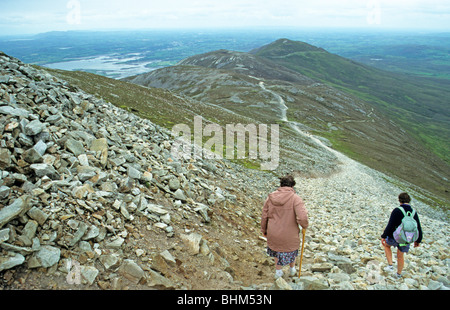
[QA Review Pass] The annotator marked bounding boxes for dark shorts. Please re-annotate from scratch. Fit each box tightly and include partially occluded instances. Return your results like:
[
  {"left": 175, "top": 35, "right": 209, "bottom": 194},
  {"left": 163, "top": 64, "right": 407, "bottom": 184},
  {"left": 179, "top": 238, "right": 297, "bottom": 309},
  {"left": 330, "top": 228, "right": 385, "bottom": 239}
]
[
  {"left": 267, "top": 247, "right": 299, "bottom": 266},
  {"left": 385, "top": 236, "right": 410, "bottom": 253}
]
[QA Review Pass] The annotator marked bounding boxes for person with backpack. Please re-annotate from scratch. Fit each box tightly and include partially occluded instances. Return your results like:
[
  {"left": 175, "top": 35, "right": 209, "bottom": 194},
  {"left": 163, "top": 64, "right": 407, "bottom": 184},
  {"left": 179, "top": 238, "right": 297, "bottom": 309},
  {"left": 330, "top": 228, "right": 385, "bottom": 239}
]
[
  {"left": 261, "top": 175, "right": 309, "bottom": 279},
  {"left": 381, "top": 192, "right": 423, "bottom": 278}
]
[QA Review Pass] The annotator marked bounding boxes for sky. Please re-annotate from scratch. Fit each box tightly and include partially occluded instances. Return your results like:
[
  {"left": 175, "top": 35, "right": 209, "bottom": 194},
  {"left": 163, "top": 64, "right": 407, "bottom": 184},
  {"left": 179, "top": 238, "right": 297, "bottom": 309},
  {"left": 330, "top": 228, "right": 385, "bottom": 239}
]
[{"left": 1, "top": 0, "right": 450, "bottom": 35}]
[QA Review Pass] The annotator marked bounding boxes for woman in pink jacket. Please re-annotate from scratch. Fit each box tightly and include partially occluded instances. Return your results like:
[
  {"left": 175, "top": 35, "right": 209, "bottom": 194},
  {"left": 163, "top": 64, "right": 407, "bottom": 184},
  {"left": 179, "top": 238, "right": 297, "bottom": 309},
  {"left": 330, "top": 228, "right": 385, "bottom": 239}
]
[{"left": 261, "top": 175, "right": 309, "bottom": 279}]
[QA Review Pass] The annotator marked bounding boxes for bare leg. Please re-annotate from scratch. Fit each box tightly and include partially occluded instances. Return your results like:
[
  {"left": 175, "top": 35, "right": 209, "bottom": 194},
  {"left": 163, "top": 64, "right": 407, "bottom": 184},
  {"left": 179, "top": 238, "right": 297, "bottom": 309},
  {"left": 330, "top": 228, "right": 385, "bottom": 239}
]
[
  {"left": 383, "top": 244, "right": 393, "bottom": 266},
  {"left": 397, "top": 249, "right": 405, "bottom": 275},
  {"left": 274, "top": 257, "right": 282, "bottom": 270},
  {"left": 274, "top": 257, "right": 283, "bottom": 278}
]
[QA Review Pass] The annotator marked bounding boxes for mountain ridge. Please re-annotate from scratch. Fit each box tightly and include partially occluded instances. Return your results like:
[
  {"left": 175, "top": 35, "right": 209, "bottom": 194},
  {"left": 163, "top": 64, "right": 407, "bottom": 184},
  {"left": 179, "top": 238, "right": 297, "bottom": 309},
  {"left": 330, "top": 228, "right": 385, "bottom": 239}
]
[{"left": 176, "top": 49, "right": 314, "bottom": 84}]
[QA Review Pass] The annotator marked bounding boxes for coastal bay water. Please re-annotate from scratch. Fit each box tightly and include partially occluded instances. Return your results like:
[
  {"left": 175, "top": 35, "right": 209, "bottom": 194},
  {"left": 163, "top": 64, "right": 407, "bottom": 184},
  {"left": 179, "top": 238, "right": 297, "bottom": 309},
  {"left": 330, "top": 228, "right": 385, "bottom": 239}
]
[{"left": 43, "top": 53, "right": 162, "bottom": 79}]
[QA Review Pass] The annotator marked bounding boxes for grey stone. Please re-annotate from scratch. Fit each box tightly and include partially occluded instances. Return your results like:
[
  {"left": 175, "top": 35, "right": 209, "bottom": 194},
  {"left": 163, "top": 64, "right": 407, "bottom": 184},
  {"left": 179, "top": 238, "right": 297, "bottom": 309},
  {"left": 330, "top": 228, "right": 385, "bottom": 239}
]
[
  {"left": 33, "top": 140, "right": 47, "bottom": 156},
  {"left": 327, "top": 253, "right": 352, "bottom": 264},
  {"left": 428, "top": 280, "right": 444, "bottom": 290},
  {"left": 76, "top": 166, "right": 98, "bottom": 182},
  {"left": 105, "top": 237, "right": 124, "bottom": 249},
  {"left": 0, "top": 148, "right": 11, "bottom": 169},
  {"left": 78, "top": 241, "right": 92, "bottom": 252},
  {"left": 68, "top": 131, "right": 95, "bottom": 145},
  {"left": 146, "top": 204, "right": 169, "bottom": 215},
  {"left": 22, "top": 147, "right": 43, "bottom": 164},
  {"left": 193, "top": 203, "right": 210, "bottom": 223},
  {"left": 0, "top": 228, "right": 10, "bottom": 244},
  {"left": 337, "top": 262, "right": 356, "bottom": 274},
  {"left": 168, "top": 178, "right": 181, "bottom": 191},
  {"left": 159, "top": 250, "right": 176, "bottom": 267},
  {"left": 34, "top": 245, "right": 61, "bottom": 268},
  {"left": 18, "top": 133, "right": 34, "bottom": 147},
  {"left": 311, "top": 263, "right": 333, "bottom": 272},
  {"left": 0, "top": 196, "right": 31, "bottom": 228},
  {"left": 90, "top": 138, "right": 108, "bottom": 152},
  {"left": 0, "top": 253, "right": 25, "bottom": 272},
  {"left": 99, "top": 253, "right": 121, "bottom": 270},
  {"left": 30, "top": 163, "right": 60, "bottom": 180},
  {"left": 328, "top": 273, "right": 351, "bottom": 283},
  {"left": 119, "top": 259, "right": 145, "bottom": 284},
  {"left": 0, "top": 105, "right": 29, "bottom": 117},
  {"left": 24, "top": 119, "right": 45, "bottom": 136},
  {"left": 65, "top": 138, "right": 84, "bottom": 156},
  {"left": 110, "top": 157, "right": 126, "bottom": 167},
  {"left": 173, "top": 188, "right": 186, "bottom": 201},
  {"left": 120, "top": 204, "right": 131, "bottom": 220},
  {"left": 0, "top": 75, "right": 10, "bottom": 84},
  {"left": 180, "top": 232, "right": 202, "bottom": 255},
  {"left": 127, "top": 166, "right": 142, "bottom": 179},
  {"left": 27, "top": 207, "right": 49, "bottom": 226},
  {"left": 273, "top": 277, "right": 293, "bottom": 290},
  {"left": 0, "top": 185, "right": 10, "bottom": 199},
  {"left": 69, "top": 222, "right": 88, "bottom": 247},
  {"left": 80, "top": 265, "right": 99, "bottom": 285},
  {"left": 147, "top": 269, "right": 176, "bottom": 289},
  {"left": 34, "top": 128, "right": 50, "bottom": 142},
  {"left": 46, "top": 114, "right": 62, "bottom": 124},
  {"left": 77, "top": 154, "right": 89, "bottom": 166},
  {"left": 71, "top": 184, "right": 90, "bottom": 199},
  {"left": 1, "top": 243, "right": 33, "bottom": 255},
  {"left": 22, "top": 220, "right": 38, "bottom": 240},
  {"left": 99, "top": 182, "right": 117, "bottom": 192},
  {"left": 82, "top": 225, "right": 100, "bottom": 241},
  {"left": 297, "top": 276, "right": 329, "bottom": 290},
  {"left": 335, "top": 281, "right": 355, "bottom": 290}
]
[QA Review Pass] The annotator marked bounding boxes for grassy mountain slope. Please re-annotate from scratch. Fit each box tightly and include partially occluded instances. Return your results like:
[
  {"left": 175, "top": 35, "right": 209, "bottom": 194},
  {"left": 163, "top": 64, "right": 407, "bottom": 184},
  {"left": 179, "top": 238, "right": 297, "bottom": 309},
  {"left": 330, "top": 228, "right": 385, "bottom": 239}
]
[
  {"left": 251, "top": 39, "right": 450, "bottom": 166},
  {"left": 42, "top": 67, "right": 257, "bottom": 129}
]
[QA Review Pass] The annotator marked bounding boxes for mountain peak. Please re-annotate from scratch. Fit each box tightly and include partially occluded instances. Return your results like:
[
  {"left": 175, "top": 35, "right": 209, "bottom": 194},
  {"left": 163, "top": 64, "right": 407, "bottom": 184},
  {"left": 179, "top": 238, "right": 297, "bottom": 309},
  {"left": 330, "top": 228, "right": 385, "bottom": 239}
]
[{"left": 250, "top": 39, "right": 326, "bottom": 57}]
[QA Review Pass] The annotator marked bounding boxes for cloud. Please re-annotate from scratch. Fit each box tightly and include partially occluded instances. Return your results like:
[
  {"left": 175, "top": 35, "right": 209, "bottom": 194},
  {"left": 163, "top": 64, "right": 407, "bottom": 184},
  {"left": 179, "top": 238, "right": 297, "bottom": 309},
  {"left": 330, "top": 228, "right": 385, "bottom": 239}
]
[{"left": 0, "top": 0, "right": 449, "bottom": 34}]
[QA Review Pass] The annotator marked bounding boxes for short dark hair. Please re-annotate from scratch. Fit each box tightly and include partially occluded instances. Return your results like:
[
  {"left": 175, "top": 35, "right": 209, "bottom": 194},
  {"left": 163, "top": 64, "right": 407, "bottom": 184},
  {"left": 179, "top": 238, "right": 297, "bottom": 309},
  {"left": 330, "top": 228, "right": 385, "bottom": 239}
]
[
  {"left": 280, "top": 175, "right": 296, "bottom": 187},
  {"left": 398, "top": 192, "right": 411, "bottom": 204}
]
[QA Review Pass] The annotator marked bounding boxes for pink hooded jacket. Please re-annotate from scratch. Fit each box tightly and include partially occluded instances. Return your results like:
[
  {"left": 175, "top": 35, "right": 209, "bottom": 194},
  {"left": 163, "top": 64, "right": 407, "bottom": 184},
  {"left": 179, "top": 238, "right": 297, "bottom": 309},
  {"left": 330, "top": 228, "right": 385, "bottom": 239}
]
[{"left": 261, "top": 187, "right": 309, "bottom": 252}]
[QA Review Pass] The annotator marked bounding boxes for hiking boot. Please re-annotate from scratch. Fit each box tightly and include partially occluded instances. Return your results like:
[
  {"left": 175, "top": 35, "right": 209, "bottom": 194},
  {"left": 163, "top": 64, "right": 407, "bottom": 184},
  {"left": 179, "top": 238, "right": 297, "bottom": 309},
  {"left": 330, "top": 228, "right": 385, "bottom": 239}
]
[{"left": 383, "top": 265, "right": 394, "bottom": 273}]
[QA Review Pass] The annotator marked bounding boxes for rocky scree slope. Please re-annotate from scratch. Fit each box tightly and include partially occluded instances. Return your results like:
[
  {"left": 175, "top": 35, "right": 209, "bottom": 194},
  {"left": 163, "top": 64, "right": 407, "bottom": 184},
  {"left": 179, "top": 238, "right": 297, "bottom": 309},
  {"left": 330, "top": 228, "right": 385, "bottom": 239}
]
[
  {"left": 0, "top": 51, "right": 282, "bottom": 289},
  {"left": 294, "top": 138, "right": 449, "bottom": 290}
]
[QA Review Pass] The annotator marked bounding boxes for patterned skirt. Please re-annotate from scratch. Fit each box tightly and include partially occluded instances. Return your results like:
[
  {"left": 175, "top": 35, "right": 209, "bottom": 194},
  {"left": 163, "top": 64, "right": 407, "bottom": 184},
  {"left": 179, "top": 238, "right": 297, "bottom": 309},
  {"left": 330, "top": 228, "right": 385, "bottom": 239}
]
[{"left": 267, "top": 247, "right": 299, "bottom": 266}]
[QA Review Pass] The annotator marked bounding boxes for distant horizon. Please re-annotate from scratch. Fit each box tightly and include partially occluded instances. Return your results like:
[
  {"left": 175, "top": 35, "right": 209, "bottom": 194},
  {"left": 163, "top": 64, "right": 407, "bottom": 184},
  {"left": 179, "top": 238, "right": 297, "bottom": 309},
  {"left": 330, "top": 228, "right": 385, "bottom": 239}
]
[
  {"left": 1, "top": 0, "right": 449, "bottom": 36},
  {"left": 2, "top": 26, "right": 450, "bottom": 38}
]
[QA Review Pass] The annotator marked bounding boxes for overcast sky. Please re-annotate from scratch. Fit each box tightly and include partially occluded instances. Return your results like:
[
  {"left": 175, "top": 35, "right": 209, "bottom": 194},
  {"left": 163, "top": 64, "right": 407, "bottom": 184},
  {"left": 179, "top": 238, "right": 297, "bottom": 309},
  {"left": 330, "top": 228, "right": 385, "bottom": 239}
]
[{"left": 1, "top": 0, "right": 449, "bottom": 35}]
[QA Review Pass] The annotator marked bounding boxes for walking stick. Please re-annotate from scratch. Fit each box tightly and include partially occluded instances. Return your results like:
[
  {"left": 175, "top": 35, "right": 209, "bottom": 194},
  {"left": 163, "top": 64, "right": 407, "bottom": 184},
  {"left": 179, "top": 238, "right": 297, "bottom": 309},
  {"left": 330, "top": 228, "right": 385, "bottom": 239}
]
[{"left": 298, "top": 228, "right": 306, "bottom": 278}]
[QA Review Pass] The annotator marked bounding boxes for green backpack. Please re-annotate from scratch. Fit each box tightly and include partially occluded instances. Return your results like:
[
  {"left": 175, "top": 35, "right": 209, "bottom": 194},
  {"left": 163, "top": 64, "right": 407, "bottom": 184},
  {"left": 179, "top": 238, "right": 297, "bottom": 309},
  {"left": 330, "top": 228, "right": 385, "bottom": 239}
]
[{"left": 393, "top": 207, "right": 419, "bottom": 246}]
